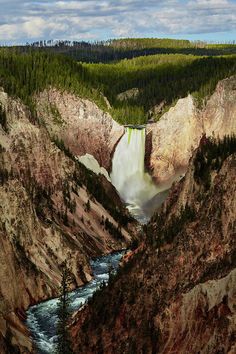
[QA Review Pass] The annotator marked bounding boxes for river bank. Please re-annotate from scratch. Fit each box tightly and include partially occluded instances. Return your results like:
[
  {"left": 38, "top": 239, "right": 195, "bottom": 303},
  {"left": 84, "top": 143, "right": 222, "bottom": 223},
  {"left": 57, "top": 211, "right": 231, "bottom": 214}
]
[{"left": 26, "top": 251, "right": 125, "bottom": 354}]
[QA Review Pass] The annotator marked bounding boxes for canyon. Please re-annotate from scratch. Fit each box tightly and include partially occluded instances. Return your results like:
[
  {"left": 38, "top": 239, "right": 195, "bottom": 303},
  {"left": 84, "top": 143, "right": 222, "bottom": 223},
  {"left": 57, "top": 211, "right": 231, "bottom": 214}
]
[
  {"left": 0, "top": 74, "right": 235, "bottom": 353},
  {"left": 36, "top": 76, "right": 236, "bottom": 187},
  {"left": 71, "top": 142, "right": 236, "bottom": 354},
  {"left": 0, "top": 89, "right": 135, "bottom": 353}
]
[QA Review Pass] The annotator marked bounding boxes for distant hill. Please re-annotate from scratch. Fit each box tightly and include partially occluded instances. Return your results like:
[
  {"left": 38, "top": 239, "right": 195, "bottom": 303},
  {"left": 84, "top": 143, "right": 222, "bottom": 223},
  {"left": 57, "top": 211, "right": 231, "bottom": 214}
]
[
  {"left": 2, "top": 37, "right": 236, "bottom": 63},
  {"left": 0, "top": 40, "right": 236, "bottom": 124}
]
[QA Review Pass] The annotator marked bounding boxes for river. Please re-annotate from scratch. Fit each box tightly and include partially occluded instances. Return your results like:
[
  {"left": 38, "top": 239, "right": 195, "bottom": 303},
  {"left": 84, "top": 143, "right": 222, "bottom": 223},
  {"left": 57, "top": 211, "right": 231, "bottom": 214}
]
[
  {"left": 26, "top": 128, "right": 169, "bottom": 352},
  {"left": 26, "top": 251, "right": 125, "bottom": 354}
]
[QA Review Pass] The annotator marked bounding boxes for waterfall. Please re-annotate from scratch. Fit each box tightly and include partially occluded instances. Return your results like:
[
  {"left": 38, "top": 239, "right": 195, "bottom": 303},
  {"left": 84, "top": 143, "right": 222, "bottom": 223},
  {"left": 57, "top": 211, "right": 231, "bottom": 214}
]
[{"left": 111, "top": 128, "right": 159, "bottom": 223}]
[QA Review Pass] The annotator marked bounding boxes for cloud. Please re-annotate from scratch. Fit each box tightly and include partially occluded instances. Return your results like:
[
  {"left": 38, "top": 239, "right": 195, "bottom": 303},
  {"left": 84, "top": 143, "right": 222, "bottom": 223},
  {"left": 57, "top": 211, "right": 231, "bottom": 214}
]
[{"left": 0, "top": 0, "right": 235, "bottom": 43}]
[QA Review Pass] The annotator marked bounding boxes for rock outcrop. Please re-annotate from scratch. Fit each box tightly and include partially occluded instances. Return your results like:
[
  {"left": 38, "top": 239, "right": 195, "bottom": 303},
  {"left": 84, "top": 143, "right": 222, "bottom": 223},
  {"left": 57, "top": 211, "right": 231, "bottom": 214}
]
[
  {"left": 1, "top": 74, "right": 235, "bottom": 353},
  {"left": 78, "top": 154, "right": 111, "bottom": 181},
  {"left": 0, "top": 89, "right": 135, "bottom": 353},
  {"left": 71, "top": 140, "right": 236, "bottom": 353},
  {"left": 34, "top": 76, "right": 236, "bottom": 188},
  {"left": 36, "top": 89, "right": 124, "bottom": 171},
  {"left": 203, "top": 76, "right": 236, "bottom": 138},
  {"left": 146, "top": 76, "right": 236, "bottom": 185},
  {"left": 117, "top": 88, "right": 140, "bottom": 102},
  {"left": 146, "top": 94, "right": 201, "bottom": 186}
]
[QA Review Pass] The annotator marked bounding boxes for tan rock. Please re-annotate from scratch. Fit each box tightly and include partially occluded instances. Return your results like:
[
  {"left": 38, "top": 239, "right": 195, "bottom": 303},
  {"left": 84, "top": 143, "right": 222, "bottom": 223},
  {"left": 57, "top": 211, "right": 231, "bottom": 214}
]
[
  {"left": 146, "top": 94, "right": 202, "bottom": 185},
  {"left": 71, "top": 151, "right": 236, "bottom": 354},
  {"left": 147, "top": 76, "right": 236, "bottom": 185},
  {"left": 0, "top": 90, "right": 135, "bottom": 352},
  {"left": 36, "top": 89, "right": 124, "bottom": 170},
  {"left": 117, "top": 88, "right": 140, "bottom": 101},
  {"left": 203, "top": 76, "right": 236, "bottom": 138}
]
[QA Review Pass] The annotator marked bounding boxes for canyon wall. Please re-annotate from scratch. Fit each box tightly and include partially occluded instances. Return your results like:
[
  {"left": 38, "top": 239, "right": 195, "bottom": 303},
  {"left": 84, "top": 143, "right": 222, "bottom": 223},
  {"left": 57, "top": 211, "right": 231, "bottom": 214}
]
[
  {"left": 36, "top": 89, "right": 124, "bottom": 171},
  {"left": 34, "top": 77, "right": 236, "bottom": 188},
  {"left": 0, "top": 75, "right": 235, "bottom": 353},
  {"left": 0, "top": 89, "right": 135, "bottom": 353},
  {"left": 146, "top": 75, "right": 236, "bottom": 185},
  {"left": 71, "top": 142, "right": 236, "bottom": 354}
]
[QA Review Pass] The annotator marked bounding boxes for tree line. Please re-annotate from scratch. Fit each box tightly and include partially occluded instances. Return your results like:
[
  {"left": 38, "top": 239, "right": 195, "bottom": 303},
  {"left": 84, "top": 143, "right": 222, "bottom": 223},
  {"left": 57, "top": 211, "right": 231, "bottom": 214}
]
[
  {"left": 84, "top": 54, "right": 236, "bottom": 124},
  {"left": 3, "top": 38, "right": 236, "bottom": 63},
  {"left": 0, "top": 48, "right": 235, "bottom": 125}
]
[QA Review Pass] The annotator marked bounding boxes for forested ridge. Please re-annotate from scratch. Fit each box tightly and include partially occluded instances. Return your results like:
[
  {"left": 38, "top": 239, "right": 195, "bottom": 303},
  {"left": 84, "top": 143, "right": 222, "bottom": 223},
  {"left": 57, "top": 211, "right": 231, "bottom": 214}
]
[
  {"left": 83, "top": 54, "right": 236, "bottom": 123},
  {"left": 5, "top": 38, "right": 236, "bottom": 63},
  {"left": 0, "top": 42, "right": 236, "bottom": 124},
  {"left": 0, "top": 49, "right": 108, "bottom": 114}
]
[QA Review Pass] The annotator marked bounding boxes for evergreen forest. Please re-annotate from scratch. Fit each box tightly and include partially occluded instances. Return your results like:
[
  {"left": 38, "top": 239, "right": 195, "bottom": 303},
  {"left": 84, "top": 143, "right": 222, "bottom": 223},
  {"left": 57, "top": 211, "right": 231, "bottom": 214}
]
[{"left": 0, "top": 38, "right": 236, "bottom": 124}]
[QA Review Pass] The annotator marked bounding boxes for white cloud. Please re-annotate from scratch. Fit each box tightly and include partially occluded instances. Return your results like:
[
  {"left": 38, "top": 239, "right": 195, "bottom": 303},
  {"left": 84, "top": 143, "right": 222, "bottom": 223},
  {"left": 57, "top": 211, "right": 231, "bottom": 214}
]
[{"left": 0, "top": 0, "right": 235, "bottom": 43}]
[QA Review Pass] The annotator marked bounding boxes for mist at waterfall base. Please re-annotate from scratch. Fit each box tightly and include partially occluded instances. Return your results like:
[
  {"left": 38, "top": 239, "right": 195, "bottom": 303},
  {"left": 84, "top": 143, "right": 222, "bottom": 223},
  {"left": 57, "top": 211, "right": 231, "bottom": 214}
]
[
  {"left": 111, "top": 128, "right": 166, "bottom": 223},
  {"left": 26, "top": 252, "right": 124, "bottom": 354}
]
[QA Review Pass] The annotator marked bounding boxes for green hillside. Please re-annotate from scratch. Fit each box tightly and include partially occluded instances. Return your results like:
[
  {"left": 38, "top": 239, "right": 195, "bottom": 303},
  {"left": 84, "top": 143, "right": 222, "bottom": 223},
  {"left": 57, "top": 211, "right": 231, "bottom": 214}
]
[
  {"left": 0, "top": 49, "right": 107, "bottom": 115},
  {"left": 0, "top": 48, "right": 236, "bottom": 125},
  {"left": 83, "top": 54, "right": 236, "bottom": 124},
  {"left": 8, "top": 38, "right": 236, "bottom": 63}
]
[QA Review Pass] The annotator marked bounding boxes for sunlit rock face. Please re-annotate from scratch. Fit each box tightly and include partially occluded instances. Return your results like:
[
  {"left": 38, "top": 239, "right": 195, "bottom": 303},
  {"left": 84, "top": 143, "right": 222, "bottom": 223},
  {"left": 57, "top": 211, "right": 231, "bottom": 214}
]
[
  {"left": 36, "top": 88, "right": 124, "bottom": 171},
  {"left": 146, "top": 75, "right": 236, "bottom": 185},
  {"left": 146, "top": 95, "right": 201, "bottom": 185},
  {"left": 78, "top": 153, "right": 111, "bottom": 181},
  {"left": 111, "top": 128, "right": 162, "bottom": 223},
  {"left": 203, "top": 75, "right": 236, "bottom": 138}
]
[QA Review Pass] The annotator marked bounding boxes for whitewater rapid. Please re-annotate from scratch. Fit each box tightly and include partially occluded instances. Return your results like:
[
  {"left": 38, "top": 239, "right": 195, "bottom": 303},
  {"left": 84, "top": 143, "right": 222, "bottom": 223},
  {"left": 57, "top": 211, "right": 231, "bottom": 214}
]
[
  {"left": 26, "top": 252, "right": 124, "bottom": 354},
  {"left": 111, "top": 128, "right": 162, "bottom": 223}
]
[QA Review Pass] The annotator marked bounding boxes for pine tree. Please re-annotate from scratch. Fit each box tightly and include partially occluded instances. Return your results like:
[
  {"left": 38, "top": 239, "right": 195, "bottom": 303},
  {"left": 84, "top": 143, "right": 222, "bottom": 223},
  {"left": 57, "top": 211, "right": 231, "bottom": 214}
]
[
  {"left": 85, "top": 199, "right": 91, "bottom": 212},
  {"left": 56, "top": 262, "right": 73, "bottom": 354}
]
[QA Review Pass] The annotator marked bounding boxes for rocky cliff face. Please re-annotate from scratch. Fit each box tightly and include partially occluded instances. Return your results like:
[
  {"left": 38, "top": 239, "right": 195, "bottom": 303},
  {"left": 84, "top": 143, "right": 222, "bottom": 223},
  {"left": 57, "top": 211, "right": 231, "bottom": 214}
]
[
  {"left": 146, "top": 76, "right": 236, "bottom": 185},
  {"left": 203, "top": 76, "right": 236, "bottom": 138},
  {"left": 33, "top": 77, "right": 236, "bottom": 188},
  {"left": 146, "top": 94, "right": 200, "bottom": 186},
  {"left": 1, "top": 74, "right": 235, "bottom": 353},
  {"left": 72, "top": 139, "right": 236, "bottom": 354},
  {"left": 0, "top": 89, "right": 135, "bottom": 353},
  {"left": 36, "top": 89, "right": 124, "bottom": 171}
]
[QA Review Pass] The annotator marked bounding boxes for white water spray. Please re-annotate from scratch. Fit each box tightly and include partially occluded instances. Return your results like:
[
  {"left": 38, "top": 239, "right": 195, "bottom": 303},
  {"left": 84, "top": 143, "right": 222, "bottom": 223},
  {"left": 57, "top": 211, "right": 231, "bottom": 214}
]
[{"left": 111, "top": 128, "right": 160, "bottom": 223}]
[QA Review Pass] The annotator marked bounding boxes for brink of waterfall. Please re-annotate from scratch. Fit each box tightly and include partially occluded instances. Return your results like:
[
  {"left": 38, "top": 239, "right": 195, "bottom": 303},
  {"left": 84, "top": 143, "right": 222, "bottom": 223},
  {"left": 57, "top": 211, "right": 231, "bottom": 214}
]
[{"left": 111, "top": 128, "right": 164, "bottom": 223}]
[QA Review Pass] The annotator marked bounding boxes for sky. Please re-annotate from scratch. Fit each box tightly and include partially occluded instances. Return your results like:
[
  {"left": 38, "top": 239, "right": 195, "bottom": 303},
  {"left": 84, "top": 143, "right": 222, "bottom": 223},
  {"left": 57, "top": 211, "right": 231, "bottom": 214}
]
[{"left": 0, "top": 0, "right": 235, "bottom": 44}]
